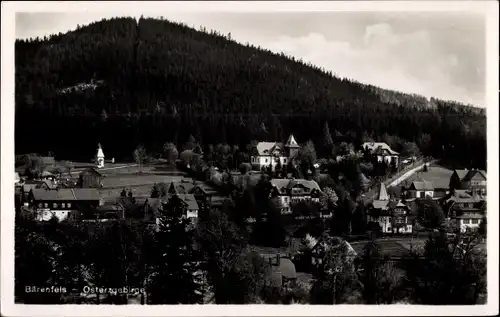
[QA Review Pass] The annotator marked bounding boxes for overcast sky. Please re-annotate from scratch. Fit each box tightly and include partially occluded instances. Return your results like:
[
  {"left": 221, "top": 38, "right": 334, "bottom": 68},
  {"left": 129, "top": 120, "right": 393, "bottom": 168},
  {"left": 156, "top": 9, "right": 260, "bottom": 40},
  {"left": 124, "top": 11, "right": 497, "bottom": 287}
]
[{"left": 15, "top": 11, "right": 486, "bottom": 107}]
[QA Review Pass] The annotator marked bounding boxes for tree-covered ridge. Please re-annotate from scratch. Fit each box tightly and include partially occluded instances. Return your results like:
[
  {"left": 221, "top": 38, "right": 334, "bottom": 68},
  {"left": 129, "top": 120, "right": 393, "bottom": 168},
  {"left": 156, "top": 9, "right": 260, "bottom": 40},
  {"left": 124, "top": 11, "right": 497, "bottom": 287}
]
[{"left": 15, "top": 17, "right": 486, "bottom": 168}]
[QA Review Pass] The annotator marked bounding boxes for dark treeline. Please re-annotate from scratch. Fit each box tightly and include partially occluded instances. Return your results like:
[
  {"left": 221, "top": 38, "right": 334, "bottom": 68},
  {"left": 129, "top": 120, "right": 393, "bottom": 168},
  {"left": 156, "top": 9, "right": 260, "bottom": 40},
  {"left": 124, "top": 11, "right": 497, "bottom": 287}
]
[{"left": 15, "top": 17, "right": 486, "bottom": 168}]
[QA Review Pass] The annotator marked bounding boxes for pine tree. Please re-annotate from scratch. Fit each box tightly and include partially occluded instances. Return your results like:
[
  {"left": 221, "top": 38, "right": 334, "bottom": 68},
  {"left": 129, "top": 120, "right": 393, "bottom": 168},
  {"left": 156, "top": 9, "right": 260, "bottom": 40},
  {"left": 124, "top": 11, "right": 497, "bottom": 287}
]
[
  {"left": 323, "top": 121, "right": 334, "bottom": 158},
  {"left": 148, "top": 195, "right": 203, "bottom": 304},
  {"left": 150, "top": 184, "right": 160, "bottom": 198}
]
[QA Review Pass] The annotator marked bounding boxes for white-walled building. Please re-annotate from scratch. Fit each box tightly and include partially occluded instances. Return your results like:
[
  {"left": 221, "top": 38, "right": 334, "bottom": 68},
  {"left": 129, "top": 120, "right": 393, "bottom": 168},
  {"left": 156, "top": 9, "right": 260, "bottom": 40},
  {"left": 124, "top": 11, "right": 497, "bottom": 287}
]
[
  {"left": 362, "top": 142, "right": 400, "bottom": 167},
  {"left": 269, "top": 178, "right": 321, "bottom": 214},
  {"left": 406, "top": 180, "right": 435, "bottom": 199},
  {"left": 95, "top": 143, "right": 105, "bottom": 168},
  {"left": 29, "top": 188, "right": 101, "bottom": 222},
  {"left": 367, "top": 183, "right": 413, "bottom": 234},
  {"left": 251, "top": 134, "right": 300, "bottom": 172}
]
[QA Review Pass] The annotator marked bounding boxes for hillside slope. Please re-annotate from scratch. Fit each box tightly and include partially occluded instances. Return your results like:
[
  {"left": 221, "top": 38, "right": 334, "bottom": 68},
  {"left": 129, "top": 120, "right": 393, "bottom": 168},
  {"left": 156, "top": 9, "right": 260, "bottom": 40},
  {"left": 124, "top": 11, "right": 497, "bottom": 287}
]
[{"left": 15, "top": 17, "right": 486, "bottom": 168}]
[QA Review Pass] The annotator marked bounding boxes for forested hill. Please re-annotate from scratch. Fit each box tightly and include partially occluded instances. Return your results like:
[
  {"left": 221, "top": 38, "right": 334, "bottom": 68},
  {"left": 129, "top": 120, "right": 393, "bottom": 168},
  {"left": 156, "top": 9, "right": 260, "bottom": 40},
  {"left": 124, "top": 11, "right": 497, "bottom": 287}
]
[{"left": 15, "top": 17, "right": 486, "bottom": 168}]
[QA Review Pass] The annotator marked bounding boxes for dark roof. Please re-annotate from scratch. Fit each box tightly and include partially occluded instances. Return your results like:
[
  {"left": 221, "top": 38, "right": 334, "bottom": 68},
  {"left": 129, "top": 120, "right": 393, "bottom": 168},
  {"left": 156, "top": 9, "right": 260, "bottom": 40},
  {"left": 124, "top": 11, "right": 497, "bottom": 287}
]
[
  {"left": 454, "top": 213, "right": 484, "bottom": 219},
  {"left": 387, "top": 200, "right": 409, "bottom": 210},
  {"left": 23, "top": 180, "right": 57, "bottom": 192},
  {"left": 79, "top": 167, "right": 103, "bottom": 177},
  {"left": 410, "top": 180, "right": 434, "bottom": 191},
  {"left": 32, "top": 188, "right": 100, "bottom": 201},
  {"left": 191, "top": 185, "right": 209, "bottom": 195},
  {"left": 175, "top": 194, "right": 200, "bottom": 210},
  {"left": 454, "top": 169, "right": 487, "bottom": 182}
]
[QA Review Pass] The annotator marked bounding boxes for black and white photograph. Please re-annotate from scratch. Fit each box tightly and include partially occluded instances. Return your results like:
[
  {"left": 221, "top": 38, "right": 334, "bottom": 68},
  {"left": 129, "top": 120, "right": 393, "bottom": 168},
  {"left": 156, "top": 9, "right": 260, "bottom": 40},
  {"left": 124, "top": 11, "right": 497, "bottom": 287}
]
[{"left": 1, "top": 1, "right": 499, "bottom": 316}]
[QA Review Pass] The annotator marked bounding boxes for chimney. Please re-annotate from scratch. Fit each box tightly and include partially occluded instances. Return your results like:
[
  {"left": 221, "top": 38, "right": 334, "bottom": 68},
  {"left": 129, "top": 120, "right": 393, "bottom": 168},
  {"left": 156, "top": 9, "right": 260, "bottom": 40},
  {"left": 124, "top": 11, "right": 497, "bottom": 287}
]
[{"left": 276, "top": 253, "right": 281, "bottom": 266}]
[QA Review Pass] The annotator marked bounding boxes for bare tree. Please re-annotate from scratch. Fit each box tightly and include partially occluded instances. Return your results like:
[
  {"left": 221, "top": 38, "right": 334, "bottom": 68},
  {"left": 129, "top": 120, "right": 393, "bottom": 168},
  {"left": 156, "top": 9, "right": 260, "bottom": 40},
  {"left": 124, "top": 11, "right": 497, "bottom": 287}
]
[{"left": 133, "top": 145, "right": 147, "bottom": 171}]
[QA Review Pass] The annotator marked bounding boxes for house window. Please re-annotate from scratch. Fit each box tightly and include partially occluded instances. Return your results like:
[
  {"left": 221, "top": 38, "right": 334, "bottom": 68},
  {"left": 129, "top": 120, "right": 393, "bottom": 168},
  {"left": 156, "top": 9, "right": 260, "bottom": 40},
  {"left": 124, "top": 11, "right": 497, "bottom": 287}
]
[
  {"left": 283, "top": 158, "right": 287, "bottom": 164},
  {"left": 44, "top": 203, "right": 48, "bottom": 208},
  {"left": 462, "top": 219, "right": 470, "bottom": 224},
  {"left": 265, "top": 158, "right": 268, "bottom": 163},
  {"left": 38, "top": 203, "right": 42, "bottom": 208},
  {"left": 53, "top": 203, "right": 58, "bottom": 208},
  {"left": 62, "top": 203, "right": 66, "bottom": 208},
  {"left": 67, "top": 203, "right": 72, "bottom": 208},
  {"left": 471, "top": 219, "right": 479, "bottom": 224}
]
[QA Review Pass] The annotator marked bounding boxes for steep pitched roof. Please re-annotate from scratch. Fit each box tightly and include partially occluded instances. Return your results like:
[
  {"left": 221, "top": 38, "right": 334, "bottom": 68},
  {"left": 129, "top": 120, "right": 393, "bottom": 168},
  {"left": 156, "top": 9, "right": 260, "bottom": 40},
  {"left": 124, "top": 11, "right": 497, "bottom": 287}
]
[
  {"left": 454, "top": 169, "right": 470, "bottom": 180},
  {"left": 270, "top": 178, "right": 321, "bottom": 192},
  {"left": 96, "top": 144, "right": 105, "bottom": 158},
  {"left": 411, "top": 180, "right": 434, "bottom": 191},
  {"left": 255, "top": 142, "right": 285, "bottom": 156},
  {"left": 377, "top": 182, "right": 390, "bottom": 200},
  {"left": 465, "top": 169, "right": 487, "bottom": 181},
  {"left": 174, "top": 194, "right": 200, "bottom": 210},
  {"left": 73, "top": 188, "right": 101, "bottom": 200},
  {"left": 285, "top": 134, "right": 300, "bottom": 148},
  {"left": 362, "top": 142, "right": 399, "bottom": 155}
]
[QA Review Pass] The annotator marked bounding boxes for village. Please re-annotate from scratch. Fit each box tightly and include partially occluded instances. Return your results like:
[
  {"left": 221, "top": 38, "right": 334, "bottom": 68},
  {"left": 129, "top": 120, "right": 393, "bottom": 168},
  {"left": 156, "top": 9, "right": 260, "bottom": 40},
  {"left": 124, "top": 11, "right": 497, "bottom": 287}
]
[{"left": 14, "top": 132, "right": 487, "bottom": 303}]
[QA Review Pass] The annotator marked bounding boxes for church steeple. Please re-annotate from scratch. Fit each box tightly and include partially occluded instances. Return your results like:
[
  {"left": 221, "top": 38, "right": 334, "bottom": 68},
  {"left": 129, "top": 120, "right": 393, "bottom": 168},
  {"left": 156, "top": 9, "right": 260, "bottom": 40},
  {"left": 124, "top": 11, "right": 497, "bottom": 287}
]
[
  {"left": 285, "top": 134, "right": 300, "bottom": 149},
  {"left": 95, "top": 143, "right": 105, "bottom": 168},
  {"left": 285, "top": 134, "right": 300, "bottom": 160}
]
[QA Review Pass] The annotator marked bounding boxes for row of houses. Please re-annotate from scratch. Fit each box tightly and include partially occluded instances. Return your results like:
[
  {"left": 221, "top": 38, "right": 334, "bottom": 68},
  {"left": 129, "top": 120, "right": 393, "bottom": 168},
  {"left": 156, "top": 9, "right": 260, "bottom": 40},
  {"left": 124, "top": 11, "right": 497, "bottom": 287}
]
[
  {"left": 366, "top": 168, "right": 487, "bottom": 234},
  {"left": 249, "top": 136, "right": 402, "bottom": 172}
]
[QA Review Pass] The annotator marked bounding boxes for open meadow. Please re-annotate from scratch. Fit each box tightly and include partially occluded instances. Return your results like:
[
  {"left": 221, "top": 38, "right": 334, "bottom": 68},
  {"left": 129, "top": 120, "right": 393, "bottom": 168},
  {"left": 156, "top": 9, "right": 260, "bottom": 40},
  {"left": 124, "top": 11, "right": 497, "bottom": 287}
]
[
  {"left": 397, "top": 164, "right": 454, "bottom": 189},
  {"left": 96, "top": 164, "right": 190, "bottom": 202}
]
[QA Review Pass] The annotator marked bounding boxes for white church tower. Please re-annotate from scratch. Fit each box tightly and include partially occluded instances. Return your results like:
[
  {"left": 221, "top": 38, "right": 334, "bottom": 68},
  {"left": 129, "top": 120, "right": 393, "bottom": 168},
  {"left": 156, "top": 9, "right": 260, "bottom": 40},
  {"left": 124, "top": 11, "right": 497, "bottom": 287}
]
[
  {"left": 95, "top": 143, "right": 105, "bottom": 168},
  {"left": 285, "top": 134, "right": 300, "bottom": 159}
]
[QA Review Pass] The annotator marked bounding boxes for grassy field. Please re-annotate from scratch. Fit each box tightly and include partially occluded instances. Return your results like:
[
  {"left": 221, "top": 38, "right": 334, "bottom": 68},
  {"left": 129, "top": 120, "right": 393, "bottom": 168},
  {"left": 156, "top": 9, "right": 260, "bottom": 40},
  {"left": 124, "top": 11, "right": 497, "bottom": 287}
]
[
  {"left": 95, "top": 163, "right": 231, "bottom": 204},
  {"left": 98, "top": 165, "right": 186, "bottom": 201},
  {"left": 397, "top": 164, "right": 453, "bottom": 189},
  {"left": 349, "top": 237, "right": 428, "bottom": 257}
]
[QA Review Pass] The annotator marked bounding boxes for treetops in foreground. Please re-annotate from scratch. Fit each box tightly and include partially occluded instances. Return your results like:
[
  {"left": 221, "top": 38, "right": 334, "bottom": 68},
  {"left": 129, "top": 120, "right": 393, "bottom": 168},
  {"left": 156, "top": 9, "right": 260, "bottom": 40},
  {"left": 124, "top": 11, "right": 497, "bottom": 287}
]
[
  {"left": 15, "top": 206, "right": 486, "bottom": 305},
  {"left": 15, "top": 17, "right": 485, "bottom": 169}
]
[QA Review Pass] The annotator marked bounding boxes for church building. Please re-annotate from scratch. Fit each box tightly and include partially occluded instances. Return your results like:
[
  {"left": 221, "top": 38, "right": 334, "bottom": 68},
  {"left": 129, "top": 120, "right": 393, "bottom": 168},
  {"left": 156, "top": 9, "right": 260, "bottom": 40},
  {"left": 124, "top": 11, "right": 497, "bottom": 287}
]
[{"left": 95, "top": 143, "right": 105, "bottom": 168}]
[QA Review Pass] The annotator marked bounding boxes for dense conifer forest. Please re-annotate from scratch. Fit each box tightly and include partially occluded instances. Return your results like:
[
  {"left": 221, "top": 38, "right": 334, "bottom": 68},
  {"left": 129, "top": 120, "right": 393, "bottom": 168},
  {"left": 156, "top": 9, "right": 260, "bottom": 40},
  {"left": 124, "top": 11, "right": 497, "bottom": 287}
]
[{"left": 15, "top": 17, "right": 486, "bottom": 168}]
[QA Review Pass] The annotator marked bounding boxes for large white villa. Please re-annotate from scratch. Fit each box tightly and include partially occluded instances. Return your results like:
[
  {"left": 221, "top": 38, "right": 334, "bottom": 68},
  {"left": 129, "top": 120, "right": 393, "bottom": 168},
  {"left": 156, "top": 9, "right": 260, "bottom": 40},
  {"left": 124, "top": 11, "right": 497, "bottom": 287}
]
[{"left": 250, "top": 134, "right": 300, "bottom": 171}]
